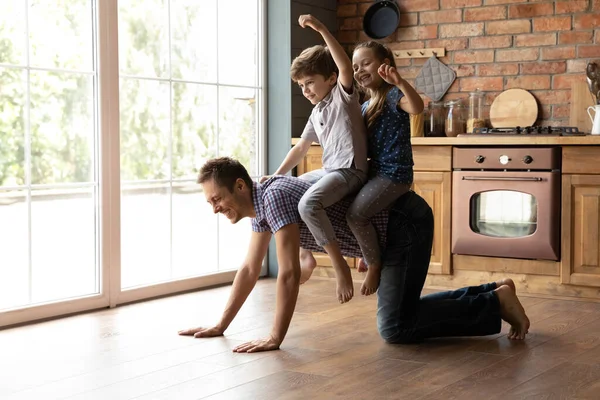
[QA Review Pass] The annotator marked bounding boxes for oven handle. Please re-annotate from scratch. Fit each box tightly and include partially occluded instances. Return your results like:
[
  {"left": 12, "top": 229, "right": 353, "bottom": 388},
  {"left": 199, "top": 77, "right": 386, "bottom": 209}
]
[{"left": 462, "top": 176, "right": 543, "bottom": 182}]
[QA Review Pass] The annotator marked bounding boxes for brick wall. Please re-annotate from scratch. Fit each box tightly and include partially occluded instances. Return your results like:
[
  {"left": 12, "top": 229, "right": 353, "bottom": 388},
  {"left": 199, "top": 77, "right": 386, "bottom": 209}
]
[{"left": 336, "top": 0, "right": 600, "bottom": 126}]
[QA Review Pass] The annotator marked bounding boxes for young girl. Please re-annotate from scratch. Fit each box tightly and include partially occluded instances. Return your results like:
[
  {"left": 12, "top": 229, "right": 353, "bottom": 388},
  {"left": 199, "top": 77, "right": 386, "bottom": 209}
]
[{"left": 349, "top": 41, "right": 424, "bottom": 296}]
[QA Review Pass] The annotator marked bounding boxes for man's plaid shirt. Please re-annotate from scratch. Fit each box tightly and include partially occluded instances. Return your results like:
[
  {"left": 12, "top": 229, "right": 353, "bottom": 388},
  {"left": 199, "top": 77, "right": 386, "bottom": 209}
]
[{"left": 251, "top": 176, "right": 388, "bottom": 257}]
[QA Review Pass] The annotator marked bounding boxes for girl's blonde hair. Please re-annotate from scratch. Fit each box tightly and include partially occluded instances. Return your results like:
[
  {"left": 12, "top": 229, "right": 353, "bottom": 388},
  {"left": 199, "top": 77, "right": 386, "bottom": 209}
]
[{"left": 353, "top": 41, "right": 396, "bottom": 130}]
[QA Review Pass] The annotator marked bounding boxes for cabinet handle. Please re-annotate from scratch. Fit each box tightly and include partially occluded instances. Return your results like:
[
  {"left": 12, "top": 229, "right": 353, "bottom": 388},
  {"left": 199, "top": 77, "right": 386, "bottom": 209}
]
[{"left": 462, "top": 176, "right": 543, "bottom": 182}]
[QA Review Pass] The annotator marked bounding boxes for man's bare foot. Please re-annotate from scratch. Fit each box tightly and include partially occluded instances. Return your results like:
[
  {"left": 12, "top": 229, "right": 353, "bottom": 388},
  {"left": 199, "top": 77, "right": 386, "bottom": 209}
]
[
  {"left": 494, "top": 285, "right": 530, "bottom": 340},
  {"left": 299, "top": 249, "right": 317, "bottom": 284},
  {"left": 360, "top": 265, "right": 380, "bottom": 296},
  {"left": 335, "top": 264, "right": 354, "bottom": 304},
  {"left": 495, "top": 278, "right": 516, "bottom": 293},
  {"left": 357, "top": 258, "right": 368, "bottom": 273}
]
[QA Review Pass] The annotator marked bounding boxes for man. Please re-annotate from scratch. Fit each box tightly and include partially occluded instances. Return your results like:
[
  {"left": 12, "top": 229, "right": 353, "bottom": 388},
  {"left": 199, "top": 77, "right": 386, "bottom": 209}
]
[{"left": 179, "top": 157, "right": 530, "bottom": 353}]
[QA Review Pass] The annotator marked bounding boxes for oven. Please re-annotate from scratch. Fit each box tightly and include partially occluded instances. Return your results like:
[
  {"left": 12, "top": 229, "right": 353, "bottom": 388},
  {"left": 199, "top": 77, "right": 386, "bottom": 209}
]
[{"left": 452, "top": 147, "right": 561, "bottom": 261}]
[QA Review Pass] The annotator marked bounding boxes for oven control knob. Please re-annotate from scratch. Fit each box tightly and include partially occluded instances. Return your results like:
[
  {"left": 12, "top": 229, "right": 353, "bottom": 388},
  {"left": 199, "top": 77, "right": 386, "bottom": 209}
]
[
  {"left": 523, "top": 155, "right": 533, "bottom": 164},
  {"left": 475, "top": 155, "right": 485, "bottom": 163},
  {"left": 499, "top": 155, "right": 510, "bottom": 165}
]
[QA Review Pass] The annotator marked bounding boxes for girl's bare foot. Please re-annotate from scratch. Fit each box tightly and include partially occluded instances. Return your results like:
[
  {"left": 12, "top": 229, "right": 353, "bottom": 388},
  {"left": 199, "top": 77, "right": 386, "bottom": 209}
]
[
  {"left": 494, "top": 285, "right": 530, "bottom": 340},
  {"left": 357, "top": 258, "right": 368, "bottom": 273},
  {"left": 495, "top": 278, "right": 516, "bottom": 293},
  {"left": 299, "top": 249, "right": 317, "bottom": 284},
  {"left": 360, "top": 265, "right": 380, "bottom": 296},
  {"left": 336, "top": 265, "right": 354, "bottom": 304}
]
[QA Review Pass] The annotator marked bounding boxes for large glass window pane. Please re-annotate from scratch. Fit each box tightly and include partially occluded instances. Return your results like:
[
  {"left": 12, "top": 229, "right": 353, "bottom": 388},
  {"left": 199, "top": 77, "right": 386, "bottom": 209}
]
[
  {"left": 30, "top": 187, "right": 98, "bottom": 303},
  {"left": 29, "top": 70, "right": 94, "bottom": 185},
  {"left": 121, "top": 184, "right": 171, "bottom": 288},
  {"left": 219, "top": 214, "right": 252, "bottom": 271},
  {"left": 171, "top": 0, "right": 217, "bottom": 83},
  {"left": 0, "top": 67, "right": 26, "bottom": 186},
  {"left": 172, "top": 184, "right": 218, "bottom": 279},
  {"left": 118, "top": 0, "right": 169, "bottom": 78},
  {"left": 29, "top": 0, "right": 93, "bottom": 71},
  {"left": 471, "top": 190, "right": 538, "bottom": 238},
  {"left": 218, "top": 0, "right": 258, "bottom": 86},
  {"left": 119, "top": 78, "right": 170, "bottom": 181},
  {"left": 219, "top": 87, "right": 258, "bottom": 177},
  {"left": 171, "top": 83, "right": 217, "bottom": 180},
  {"left": 0, "top": 1, "right": 26, "bottom": 65},
  {"left": 0, "top": 190, "right": 28, "bottom": 310}
]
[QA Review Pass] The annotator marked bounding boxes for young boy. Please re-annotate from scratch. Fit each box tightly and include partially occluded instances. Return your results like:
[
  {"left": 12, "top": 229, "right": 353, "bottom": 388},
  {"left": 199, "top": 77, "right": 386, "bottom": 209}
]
[{"left": 262, "top": 14, "right": 368, "bottom": 304}]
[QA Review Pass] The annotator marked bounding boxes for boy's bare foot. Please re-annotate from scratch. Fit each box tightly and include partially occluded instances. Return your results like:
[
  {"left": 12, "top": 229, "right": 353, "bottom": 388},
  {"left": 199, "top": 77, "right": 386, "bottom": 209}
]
[
  {"left": 360, "top": 265, "right": 380, "bottom": 296},
  {"left": 495, "top": 278, "right": 516, "bottom": 293},
  {"left": 357, "top": 258, "right": 368, "bottom": 273},
  {"left": 494, "top": 285, "right": 530, "bottom": 340},
  {"left": 299, "top": 249, "right": 317, "bottom": 284},
  {"left": 335, "top": 263, "right": 354, "bottom": 304}
]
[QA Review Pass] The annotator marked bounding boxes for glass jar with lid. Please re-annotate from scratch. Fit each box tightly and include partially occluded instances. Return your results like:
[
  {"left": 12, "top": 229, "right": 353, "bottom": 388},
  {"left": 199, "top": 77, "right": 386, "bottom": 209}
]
[
  {"left": 426, "top": 101, "right": 446, "bottom": 137},
  {"left": 467, "top": 89, "right": 486, "bottom": 133},
  {"left": 445, "top": 99, "right": 466, "bottom": 137}
]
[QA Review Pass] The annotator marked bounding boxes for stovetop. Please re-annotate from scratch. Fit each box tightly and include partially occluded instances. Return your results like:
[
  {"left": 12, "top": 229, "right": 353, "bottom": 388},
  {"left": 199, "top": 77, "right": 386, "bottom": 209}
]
[{"left": 464, "top": 126, "right": 586, "bottom": 136}]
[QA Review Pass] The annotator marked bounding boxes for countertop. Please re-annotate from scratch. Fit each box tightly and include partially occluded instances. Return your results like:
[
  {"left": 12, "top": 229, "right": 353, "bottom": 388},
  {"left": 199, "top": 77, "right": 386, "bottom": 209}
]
[{"left": 292, "top": 136, "right": 600, "bottom": 146}]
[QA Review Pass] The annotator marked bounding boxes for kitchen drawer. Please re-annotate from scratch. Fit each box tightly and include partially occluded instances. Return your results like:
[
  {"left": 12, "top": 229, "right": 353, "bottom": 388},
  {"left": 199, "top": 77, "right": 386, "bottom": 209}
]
[
  {"left": 412, "top": 145, "right": 452, "bottom": 172},
  {"left": 563, "top": 147, "right": 600, "bottom": 174}
]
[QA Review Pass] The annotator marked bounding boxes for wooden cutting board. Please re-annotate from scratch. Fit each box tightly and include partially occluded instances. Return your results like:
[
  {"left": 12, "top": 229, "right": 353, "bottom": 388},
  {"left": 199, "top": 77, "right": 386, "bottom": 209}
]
[
  {"left": 570, "top": 81, "right": 596, "bottom": 133},
  {"left": 490, "top": 88, "right": 538, "bottom": 128}
]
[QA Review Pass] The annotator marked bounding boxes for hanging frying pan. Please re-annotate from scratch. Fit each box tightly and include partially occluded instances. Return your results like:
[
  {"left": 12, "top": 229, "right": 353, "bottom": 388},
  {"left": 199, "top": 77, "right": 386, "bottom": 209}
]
[{"left": 363, "top": 0, "right": 400, "bottom": 39}]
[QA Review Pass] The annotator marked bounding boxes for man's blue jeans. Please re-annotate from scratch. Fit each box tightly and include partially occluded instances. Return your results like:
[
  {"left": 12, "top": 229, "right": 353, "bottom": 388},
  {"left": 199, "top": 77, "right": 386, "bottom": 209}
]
[{"left": 377, "top": 191, "right": 502, "bottom": 344}]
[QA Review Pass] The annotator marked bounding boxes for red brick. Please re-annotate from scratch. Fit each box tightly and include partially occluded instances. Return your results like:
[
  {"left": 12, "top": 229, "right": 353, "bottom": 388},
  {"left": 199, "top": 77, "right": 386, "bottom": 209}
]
[
  {"left": 533, "top": 90, "right": 571, "bottom": 104},
  {"left": 559, "top": 31, "right": 594, "bottom": 45},
  {"left": 338, "top": 0, "right": 361, "bottom": 3},
  {"left": 460, "top": 77, "right": 504, "bottom": 91},
  {"left": 567, "top": 59, "right": 591, "bottom": 73},
  {"left": 521, "top": 61, "right": 567, "bottom": 75},
  {"left": 413, "top": 56, "right": 451, "bottom": 66},
  {"left": 420, "top": 9, "right": 462, "bottom": 24},
  {"left": 579, "top": 45, "right": 600, "bottom": 57},
  {"left": 534, "top": 16, "right": 572, "bottom": 32},
  {"left": 395, "top": 67, "right": 423, "bottom": 80},
  {"left": 553, "top": 74, "right": 587, "bottom": 89},
  {"left": 338, "top": 4, "right": 358, "bottom": 17},
  {"left": 594, "top": 0, "right": 600, "bottom": 11},
  {"left": 509, "top": 3, "right": 554, "bottom": 18},
  {"left": 506, "top": 75, "right": 551, "bottom": 90},
  {"left": 397, "top": 25, "right": 438, "bottom": 40},
  {"left": 389, "top": 41, "right": 425, "bottom": 50},
  {"left": 397, "top": 0, "right": 440, "bottom": 12},
  {"left": 496, "top": 48, "right": 540, "bottom": 62},
  {"left": 340, "top": 17, "right": 362, "bottom": 31},
  {"left": 574, "top": 14, "right": 600, "bottom": 30},
  {"left": 553, "top": 105, "right": 571, "bottom": 118},
  {"left": 337, "top": 30, "right": 358, "bottom": 44},
  {"left": 395, "top": 59, "right": 413, "bottom": 67},
  {"left": 485, "top": 0, "right": 524, "bottom": 3},
  {"left": 454, "top": 50, "right": 495, "bottom": 64},
  {"left": 455, "top": 65, "right": 476, "bottom": 77},
  {"left": 556, "top": 1, "right": 589, "bottom": 14},
  {"left": 465, "top": 6, "right": 507, "bottom": 21},
  {"left": 539, "top": 105, "right": 551, "bottom": 120},
  {"left": 358, "top": 4, "right": 371, "bottom": 16},
  {"left": 440, "top": 0, "right": 482, "bottom": 8},
  {"left": 440, "top": 23, "right": 484, "bottom": 37},
  {"left": 470, "top": 35, "right": 512, "bottom": 49},
  {"left": 358, "top": 31, "right": 395, "bottom": 43},
  {"left": 486, "top": 20, "right": 530, "bottom": 35},
  {"left": 542, "top": 46, "right": 576, "bottom": 60},
  {"left": 399, "top": 13, "right": 419, "bottom": 26},
  {"left": 426, "top": 38, "right": 469, "bottom": 51},
  {"left": 515, "top": 33, "right": 556, "bottom": 47},
  {"left": 596, "top": 30, "right": 600, "bottom": 43},
  {"left": 477, "top": 63, "right": 519, "bottom": 76}
]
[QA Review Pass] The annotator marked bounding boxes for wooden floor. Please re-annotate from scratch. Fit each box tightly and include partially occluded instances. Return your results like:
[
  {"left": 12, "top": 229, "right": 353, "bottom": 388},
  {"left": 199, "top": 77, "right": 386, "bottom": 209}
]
[{"left": 2, "top": 278, "right": 600, "bottom": 399}]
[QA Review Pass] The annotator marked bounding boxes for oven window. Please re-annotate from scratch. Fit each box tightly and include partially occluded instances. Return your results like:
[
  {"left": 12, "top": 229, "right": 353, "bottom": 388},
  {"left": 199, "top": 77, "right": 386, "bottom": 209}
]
[{"left": 470, "top": 190, "right": 537, "bottom": 237}]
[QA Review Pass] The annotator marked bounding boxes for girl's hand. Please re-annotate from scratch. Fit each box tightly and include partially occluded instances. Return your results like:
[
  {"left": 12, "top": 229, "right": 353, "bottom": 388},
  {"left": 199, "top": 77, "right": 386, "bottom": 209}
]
[
  {"left": 299, "top": 14, "right": 326, "bottom": 33},
  {"left": 378, "top": 64, "right": 404, "bottom": 87}
]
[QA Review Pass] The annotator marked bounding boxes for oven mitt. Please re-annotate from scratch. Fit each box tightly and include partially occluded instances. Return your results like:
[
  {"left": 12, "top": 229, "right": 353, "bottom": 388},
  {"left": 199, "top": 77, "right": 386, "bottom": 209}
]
[{"left": 414, "top": 56, "right": 456, "bottom": 102}]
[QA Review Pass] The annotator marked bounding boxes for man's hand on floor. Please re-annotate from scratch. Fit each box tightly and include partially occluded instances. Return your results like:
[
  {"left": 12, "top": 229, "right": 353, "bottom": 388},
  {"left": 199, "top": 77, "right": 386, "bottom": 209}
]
[{"left": 233, "top": 336, "right": 281, "bottom": 353}]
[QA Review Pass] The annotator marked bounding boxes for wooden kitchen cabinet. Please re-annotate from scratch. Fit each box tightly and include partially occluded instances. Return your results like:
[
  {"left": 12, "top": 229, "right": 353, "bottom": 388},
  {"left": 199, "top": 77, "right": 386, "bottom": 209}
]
[
  {"left": 412, "top": 171, "right": 452, "bottom": 275},
  {"left": 561, "top": 174, "right": 600, "bottom": 287}
]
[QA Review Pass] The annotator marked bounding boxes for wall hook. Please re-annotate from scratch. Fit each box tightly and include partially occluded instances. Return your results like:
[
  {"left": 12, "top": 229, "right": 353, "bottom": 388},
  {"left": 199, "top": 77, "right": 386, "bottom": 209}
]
[
  {"left": 419, "top": 51, "right": 424, "bottom": 55},
  {"left": 432, "top": 51, "right": 437, "bottom": 56},
  {"left": 406, "top": 51, "right": 412, "bottom": 56}
]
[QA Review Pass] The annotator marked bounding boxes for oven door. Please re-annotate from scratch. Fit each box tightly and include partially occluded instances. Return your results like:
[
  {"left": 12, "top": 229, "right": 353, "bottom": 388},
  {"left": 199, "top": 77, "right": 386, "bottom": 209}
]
[{"left": 452, "top": 170, "right": 560, "bottom": 261}]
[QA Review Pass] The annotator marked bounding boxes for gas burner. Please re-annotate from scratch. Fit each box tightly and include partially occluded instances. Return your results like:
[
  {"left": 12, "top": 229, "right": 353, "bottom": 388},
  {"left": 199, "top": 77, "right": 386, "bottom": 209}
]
[{"left": 471, "top": 126, "right": 585, "bottom": 136}]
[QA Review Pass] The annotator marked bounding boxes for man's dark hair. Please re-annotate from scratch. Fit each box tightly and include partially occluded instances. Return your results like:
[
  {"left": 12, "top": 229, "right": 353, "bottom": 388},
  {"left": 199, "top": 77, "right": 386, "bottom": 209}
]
[{"left": 197, "top": 157, "right": 254, "bottom": 193}]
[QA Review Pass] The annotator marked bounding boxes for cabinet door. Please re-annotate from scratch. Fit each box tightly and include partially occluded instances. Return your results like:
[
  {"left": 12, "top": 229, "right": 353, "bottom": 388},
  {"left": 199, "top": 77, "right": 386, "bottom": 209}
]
[
  {"left": 296, "top": 145, "right": 322, "bottom": 176},
  {"left": 412, "top": 171, "right": 452, "bottom": 274},
  {"left": 561, "top": 174, "right": 600, "bottom": 287}
]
